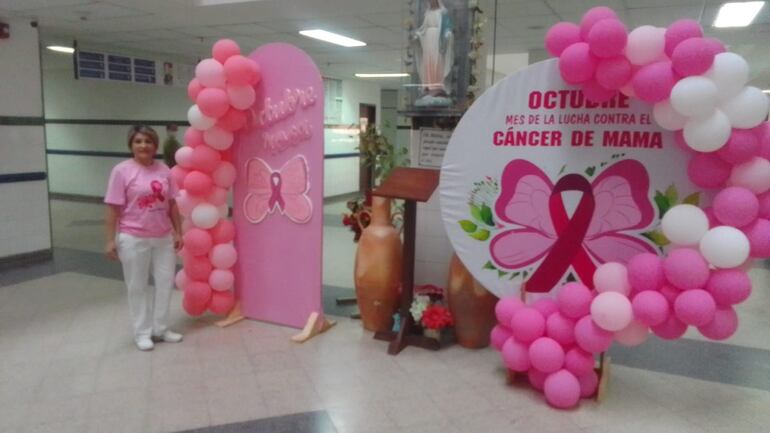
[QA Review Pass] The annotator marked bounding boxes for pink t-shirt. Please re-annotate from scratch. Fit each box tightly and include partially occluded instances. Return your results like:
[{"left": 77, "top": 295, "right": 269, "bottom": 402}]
[{"left": 105, "top": 159, "right": 178, "bottom": 238}]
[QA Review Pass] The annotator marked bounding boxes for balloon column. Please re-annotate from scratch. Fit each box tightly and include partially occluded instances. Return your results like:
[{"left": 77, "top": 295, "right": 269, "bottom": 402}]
[
  {"left": 493, "top": 6, "right": 770, "bottom": 409},
  {"left": 172, "top": 39, "right": 261, "bottom": 316}
]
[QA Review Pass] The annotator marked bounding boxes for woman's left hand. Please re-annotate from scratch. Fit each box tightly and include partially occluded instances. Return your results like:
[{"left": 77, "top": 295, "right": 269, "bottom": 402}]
[{"left": 173, "top": 232, "right": 184, "bottom": 252}]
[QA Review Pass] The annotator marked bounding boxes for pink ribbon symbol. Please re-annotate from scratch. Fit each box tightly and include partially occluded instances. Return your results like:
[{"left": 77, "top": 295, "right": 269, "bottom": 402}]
[
  {"left": 269, "top": 172, "right": 286, "bottom": 210},
  {"left": 150, "top": 180, "right": 165, "bottom": 202},
  {"left": 489, "top": 159, "right": 656, "bottom": 293},
  {"left": 244, "top": 155, "right": 313, "bottom": 224}
]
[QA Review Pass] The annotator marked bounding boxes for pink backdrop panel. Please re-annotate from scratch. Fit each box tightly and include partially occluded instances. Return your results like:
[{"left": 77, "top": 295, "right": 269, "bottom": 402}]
[{"left": 233, "top": 43, "right": 324, "bottom": 329}]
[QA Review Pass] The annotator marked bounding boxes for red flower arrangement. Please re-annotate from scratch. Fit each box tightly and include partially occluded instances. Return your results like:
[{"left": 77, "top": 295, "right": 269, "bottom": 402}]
[{"left": 421, "top": 304, "right": 454, "bottom": 330}]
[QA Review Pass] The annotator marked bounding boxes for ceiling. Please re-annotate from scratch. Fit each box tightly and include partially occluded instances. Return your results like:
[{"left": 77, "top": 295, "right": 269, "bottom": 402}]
[{"left": 2, "top": 0, "right": 770, "bottom": 88}]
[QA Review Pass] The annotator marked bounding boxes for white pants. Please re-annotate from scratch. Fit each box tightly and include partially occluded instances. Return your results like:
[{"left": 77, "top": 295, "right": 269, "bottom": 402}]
[{"left": 117, "top": 233, "right": 175, "bottom": 341}]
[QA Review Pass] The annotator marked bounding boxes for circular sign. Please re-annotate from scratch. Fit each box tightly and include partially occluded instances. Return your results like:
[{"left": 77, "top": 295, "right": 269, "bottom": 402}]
[{"left": 440, "top": 59, "right": 699, "bottom": 299}]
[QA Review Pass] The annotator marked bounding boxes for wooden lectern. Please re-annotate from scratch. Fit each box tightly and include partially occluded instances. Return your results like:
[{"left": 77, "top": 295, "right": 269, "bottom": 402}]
[{"left": 372, "top": 167, "right": 440, "bottom": 355}]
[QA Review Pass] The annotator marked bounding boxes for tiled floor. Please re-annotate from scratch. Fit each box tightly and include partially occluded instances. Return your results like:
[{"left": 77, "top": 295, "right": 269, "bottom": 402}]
[{"left": 1, "top": 199, "right": 770, "bottom": 433}]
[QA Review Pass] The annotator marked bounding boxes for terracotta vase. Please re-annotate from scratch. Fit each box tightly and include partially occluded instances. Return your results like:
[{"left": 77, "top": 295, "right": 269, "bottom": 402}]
[
  {"left": 446, "top": 253, "right": 498, "bottom": 348},
  {"left": 354, "top": 197, "right": 402, "bottom": 332}
]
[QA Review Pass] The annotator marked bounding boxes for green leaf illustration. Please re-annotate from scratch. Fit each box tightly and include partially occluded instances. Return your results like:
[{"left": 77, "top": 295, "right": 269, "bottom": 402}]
[
  {"left": 665, "top": 184, "right": 678, "bottom": 206},
  {"left": 480, "top": 204, "right": 494, "bottom": 226},
  {"left": 471, "top": 229, "right": 490, "bottom": 241},
  {"left": 654, "top": 190, "right": 671, "bottom": 218},
  {"left": 522, "top": 270, "right": 529, "bottom": 280},
  {"left": 683, "top": 192, "right": 700, "bottom": 206},
  {"left": 483, "top": 261, "right": 497, "bottom": 271},
  {"left": 459, "top": 220, "right": 477, "bottom": 233},
  {"left": 498, "top": 270, "right": 508, "bottom": 278},
  {"left": 558, "top": 165, "right": 566, "bottom": 176},
  {"left": 470, "top": 204, "right": 483, "bottom": 223},
  {"left": 585, "top": 166, "right": 596, "bottom": 177},
  {"left": 642, "top": 230, "right": 670, "bottom": 247},
  {"left": 509, "top": 272, "right": 521, "bottom": 280}
]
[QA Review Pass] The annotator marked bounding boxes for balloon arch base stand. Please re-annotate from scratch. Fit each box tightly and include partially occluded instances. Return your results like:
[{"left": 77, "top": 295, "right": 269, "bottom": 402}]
[
  {"left": 214, "top": 302, "right": 336, "bottom": 343},
  {"left": 507, "top": 283, "right": 612, "bottom": 403}
]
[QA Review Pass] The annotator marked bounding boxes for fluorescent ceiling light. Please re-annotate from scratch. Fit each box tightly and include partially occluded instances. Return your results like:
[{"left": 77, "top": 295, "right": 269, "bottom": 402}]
[
  {"left": 299, "top": 29, "right": 366, "bottom": 47},
  {"left": 197, "top": 0, "right": 264, "bottom": 5},
  {"left": 763, "top": 89, "right": 770, "bottom": 93},
  {"left": 714, "top": 1, "right": 765, "bottom": 28},
  {"left": 47, "top": 45, "right": 75, "bottom": 54},
  {"left": 355, "top": 73, "right": 409, "bottom": 78}
]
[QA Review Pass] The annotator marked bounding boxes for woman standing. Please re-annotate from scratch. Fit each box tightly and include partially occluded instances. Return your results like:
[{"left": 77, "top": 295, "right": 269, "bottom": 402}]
[{"left": 105, "top": 125, "right": 184, "bottom": 351}]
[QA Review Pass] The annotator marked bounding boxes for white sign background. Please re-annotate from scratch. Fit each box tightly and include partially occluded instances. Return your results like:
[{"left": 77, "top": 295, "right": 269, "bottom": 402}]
[{"left": 439, "top": 59, "right": 699, "bottom": 299}]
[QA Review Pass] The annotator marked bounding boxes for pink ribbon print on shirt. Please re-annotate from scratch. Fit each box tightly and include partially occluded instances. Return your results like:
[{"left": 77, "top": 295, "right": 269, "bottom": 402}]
[
  {"left": 137, "top": 180, "right": 166, "bottom": 209},
  {"left": 243, "top": 155, "right": 313, "bottom": 224},
  {"left": 489, "top": 159, "right": 656, "bottom": 293}
]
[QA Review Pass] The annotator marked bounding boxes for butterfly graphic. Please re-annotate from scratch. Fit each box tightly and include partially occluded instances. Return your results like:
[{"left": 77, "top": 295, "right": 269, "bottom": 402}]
[
  {"left": 489, "top": 159, "right": 656, "bottom": 292},
  {"left": 243, "top": 155, "right": 313, "bottom": 224}
]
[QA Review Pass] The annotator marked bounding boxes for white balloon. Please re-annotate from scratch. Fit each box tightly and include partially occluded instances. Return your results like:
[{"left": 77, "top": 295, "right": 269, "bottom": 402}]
[
  {"left": 614, "top": 320, "right": 649, "bottom": 347},
  {"left": 653, "top": 100, "right": 687, "bottom": 131},
  {"left": 670, "top": 76, "right": 719, "bottom": 119},
  {"left": 625, "top": 26, "right": 666, "bottom": 66},
  {"left": 661, "top": 204, "right": 710, "bottom": 246},
  {"left": 590, "top": 292, "right": 633, "bottom": 332},
  {"left": 227, "top": 84, "right": 256, "bottom": 110},
  {"left": 720, "top": 86, "right": 769, "bottom": 129},
  {"left": 705, "top": 52, "right": 750, "bottom": 102},
  {"left": 730, "top": 157, "right": 770, "bottom": 194},
  {"left": 700, "top": 226, "right": 750, "bottom": 268},
  {"left": 683, "top": 110, "right": 732, "bottom": 152},
  {"left": 191, "top": 203, "right": 220, "bottom": 229},
  {"left": 203, "top": 126, "right": 234, "bottom": 151},
  {"left": 187, "top": 105, "right": 216, "bottom": 130}
]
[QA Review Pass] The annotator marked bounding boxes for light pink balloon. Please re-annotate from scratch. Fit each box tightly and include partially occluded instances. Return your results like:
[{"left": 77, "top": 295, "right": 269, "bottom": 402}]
[
  {"left": 195, "top": 58, "right": 226, "bottom": 88},
  {"left": 175, "top": 146, "right": 194, "bottom": 169},
  {"left": 227, "top": 84, "right": 256, "bottom": 110},
  {"left": 206, "top": 186, "right": 229, "bottom": 206},
  {"left": 170, "top": 165, "right": 189, "bottom": 189},
  {"left": 204, "top": 126, "right": 234, "bottom": 151},
  {"left": 210, "top": 243, "right": 237, "bottom": 269},
  {"left": 614, "top": 319, "right": 649, "bottom": 346},
  {"left": 593, "top": 262, "right": 631, "bottom": 295},
  {"left": 730, "top": 157, "right": 770, "bottom": 194},
  {"left": 174, "top": 269, "right": 189, "bottom": 290},
  {"left": 490, "top": 325, "right": 512, "bottom": 351},
  {"left": 209, "top": 269, "right": 234, "bottom": 292},
  {"left": 590, "top": 292, "right": 633, "bottom": 332},
  {"left": 212, "top": 161, "right": 237, "bottom": 188},
  {"left": 574, "top": 316, "right": 614, "bottom": 354},
  {"left": 501, "top": 338, "right": 531, "bottom": 372},
  {"left": 176, "top": 190, "right": 202, "bottom": 217},
  {"left": 187, "top": 78, "right": 203, "bottom": 102},
  {"left": 212, "top": 39, "right": 241, "bottom": 64}
]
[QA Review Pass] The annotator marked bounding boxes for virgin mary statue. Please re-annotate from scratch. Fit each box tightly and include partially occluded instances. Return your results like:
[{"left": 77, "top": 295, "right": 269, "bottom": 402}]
[{"left": 412, "top": 0, "right": 454, "bottom": 106}]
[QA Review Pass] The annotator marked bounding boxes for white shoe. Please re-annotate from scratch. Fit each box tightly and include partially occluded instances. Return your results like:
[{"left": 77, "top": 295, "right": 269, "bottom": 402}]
[
  {"left": 154, "top": 330, "right": 183, "bottom": 343},
  {"left": 136, "top": 337, "right": 154, "bottom": 351}
]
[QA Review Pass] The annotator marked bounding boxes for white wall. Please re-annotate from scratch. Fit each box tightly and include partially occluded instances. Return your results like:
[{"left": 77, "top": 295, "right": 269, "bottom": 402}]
[{"left": 0, "top": 18, "right": 51, "bottom": 259}]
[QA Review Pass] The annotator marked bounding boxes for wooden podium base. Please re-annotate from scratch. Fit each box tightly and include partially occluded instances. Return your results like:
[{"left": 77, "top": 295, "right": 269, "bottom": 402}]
[
  {"left": 291, "top": 312, "right": 336, "bottom": 343},
  {"left": 215, "top": 301, "right": 245, "bottom": 328},
  {"left": 373, "top": 315, "right": 440, "bottom": 355}
]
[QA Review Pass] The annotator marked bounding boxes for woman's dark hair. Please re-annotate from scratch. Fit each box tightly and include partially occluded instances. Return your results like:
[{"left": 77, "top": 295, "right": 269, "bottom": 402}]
[{"left": 127, "top": 125, "right": 159, "bottom": 150}]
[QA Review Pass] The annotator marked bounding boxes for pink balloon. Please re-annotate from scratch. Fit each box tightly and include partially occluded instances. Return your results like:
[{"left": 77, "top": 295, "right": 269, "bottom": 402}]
[
  {"left": 717, "top": 129, "right": 760, "bottom": 165},
  {"left": 510, "top": 308, "right": 546, "bottom": 343},
  {"left": 544, "top": 370, "right": 581, "bottom": 409},
  {"left": 675, "top": 130, "right": 694, "bottom": 154},
  {"left": 595, "top": 56, "right": 633, "bottom": 90},
  {"left": 665, "top": 19, "right": 703, "bottom": 57},
  {"left": 209, "top": 269, "right": 234, "bottom": 292},
  {"left": 185, "top": 255, "right": 213, "bottom": 281},
  {"left": 183, "top": 294, "right": 207, "bottom": 316},
  {"left": 224, "top": 55, "right": 257, "bottom": 86},
  {"left": 174, "top": 269, "right": 189, "bottom": 290},
  {"left": 212, "top": 161, "right": 237, "bottom": 188},
  {"left": 532, "top": 298, "right": 559, "bottom": 318},
  {"left": 671, "top": 38, "right": 715, "bottom": 77},
  {"left": 247, "top": 61, "right": 262, "bottom": 86},
  {"left": 175, "top": 146, "right": 194, "bottom": 169},
  {"left": 545, "top": 22, "right": 581, "bottom": 57},
  {"left": 703, "top": 206, "right": 719, "bottom": 228},
  {"left": 190, "top": 144, "right": 222, "bottom": 173},
  {"left": 688, "top": 152, "right": 731, "bottom": 189},
  {"left": 587, "top": 19, "right": 627, "bottom": 58},
  {"left": 183, "top": 228, "right": 213, "bottom": 256},
  {"left": 704, "top": 37, "right": 726, "bottom": 55},
  {"left": 501, "top": 338, "right": 531, "bottom": 372},
  {"left": 659, "top": 283, "right": 680, "bottom": 303},
  {"left": 651, "top": 314, "right": 688, "bottom": 340},
  {"left": 183, "top": 171, "right": 214, "bottom": 196},
  {"left": 581, "top": 80, "right": 617, "bottom": 103},
  {"left": 706, "top": 269, "right": 752, "bottom": 306},
  {"left": 559, "top": 42, "right": 597, "bottom": 84},
  {"left": 216, "top": 108, "right": 248, "bottom": 132},
  {"left": 744, "top": 218, "right": 770, "bottom": 258},
  {"left": 170, "top": 165, "right": 189, "bottom": 189},
  {"left": 577, "top": 370, "right": 599, "bottom": 398},
  {"left": 490, "top": 325, "right": 512, "bottom": 351},
  {"left": 209, "top": 290, "right": 235, "bottom": 315},
  {"left": 757, "top": 191, "right": 770, "bottom": 219},
  {"left": 212, "top": 39, "right": 241, "bottom": 63},
  {"left": 196, "top": 87, "right": 230, "bottom": 118},
  {"left": 546, "top": 312, "right": 576, "bottom": 346},
  {"left": 206, "top": 186, "right": 228, "bottom": 207},
  {"left": 580, "top": 6, "right": 619, "bottom": 40},
  {"left": 528, "top": 369, "right": 548, "bottom": 391},
  {"left": 729, "top": 157, "right": 770, "bottom": 194},
  {"left": 558, "top": 282, "right": 594, "bottom": 319},
  {"left": 181, "top": 218, "right": 194, "bottom": 234},
  {"left": 698, "top": 306, "right": 738, "bottom": 340},
  {"left": 209, "top": 219, "right": 236, "bottom": 244},
  {"left": 195, "top": 58, "right": 226, "bottom": 88},
  {"left": 632, "top": 290, "right": 670, "bottom": 327},
  {"left": 184, "top": 281, "right": 213, "bottom": 310},
  {"left": 614, "top": 319, "right": 649, "bottom": 347},
  {"left": 574, "top": 316, "right": 613, "bottom": 354},
  {"left": 627, "top": 253, "right": 664, "bottom": 292},
  {"left": 210, "top": 243, "right": 237, "bottom": 269},
  {"left": 184, "top": 128, "right": 205, "bottom": 148},
  {"left": 204, "top": 126, "right": 234, "bottom": 151},
  {"left": 529, "top": 337, "right": 566, "bottom": 374},
  {"left": 713, "top": 186, "right": 759, "bottom": 228},
  {"left": 593, "top": 262, "right": 631, "bottom": 295},
  {"left": 187, "top": 78, "right": 203, "bottom": 102},
  {"left": 495, "top": 296, "right": 525, "bottom": 324},
  {"left": 227, "top": 84, "right": 256, "bottom": 110},
  {"left": 564, "top": 348, "right": 595, "bottom": 377},
  {"left": 664, "top": 248, "right": 710, "bottom": 291},
  {"left": 632, "top": 61, "right": 677, "bottom": 103}
]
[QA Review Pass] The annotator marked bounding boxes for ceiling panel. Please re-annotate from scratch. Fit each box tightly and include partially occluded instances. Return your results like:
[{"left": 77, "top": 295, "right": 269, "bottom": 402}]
[{"left": 0, "top": 0, "right": 94, "bottom": 11}]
